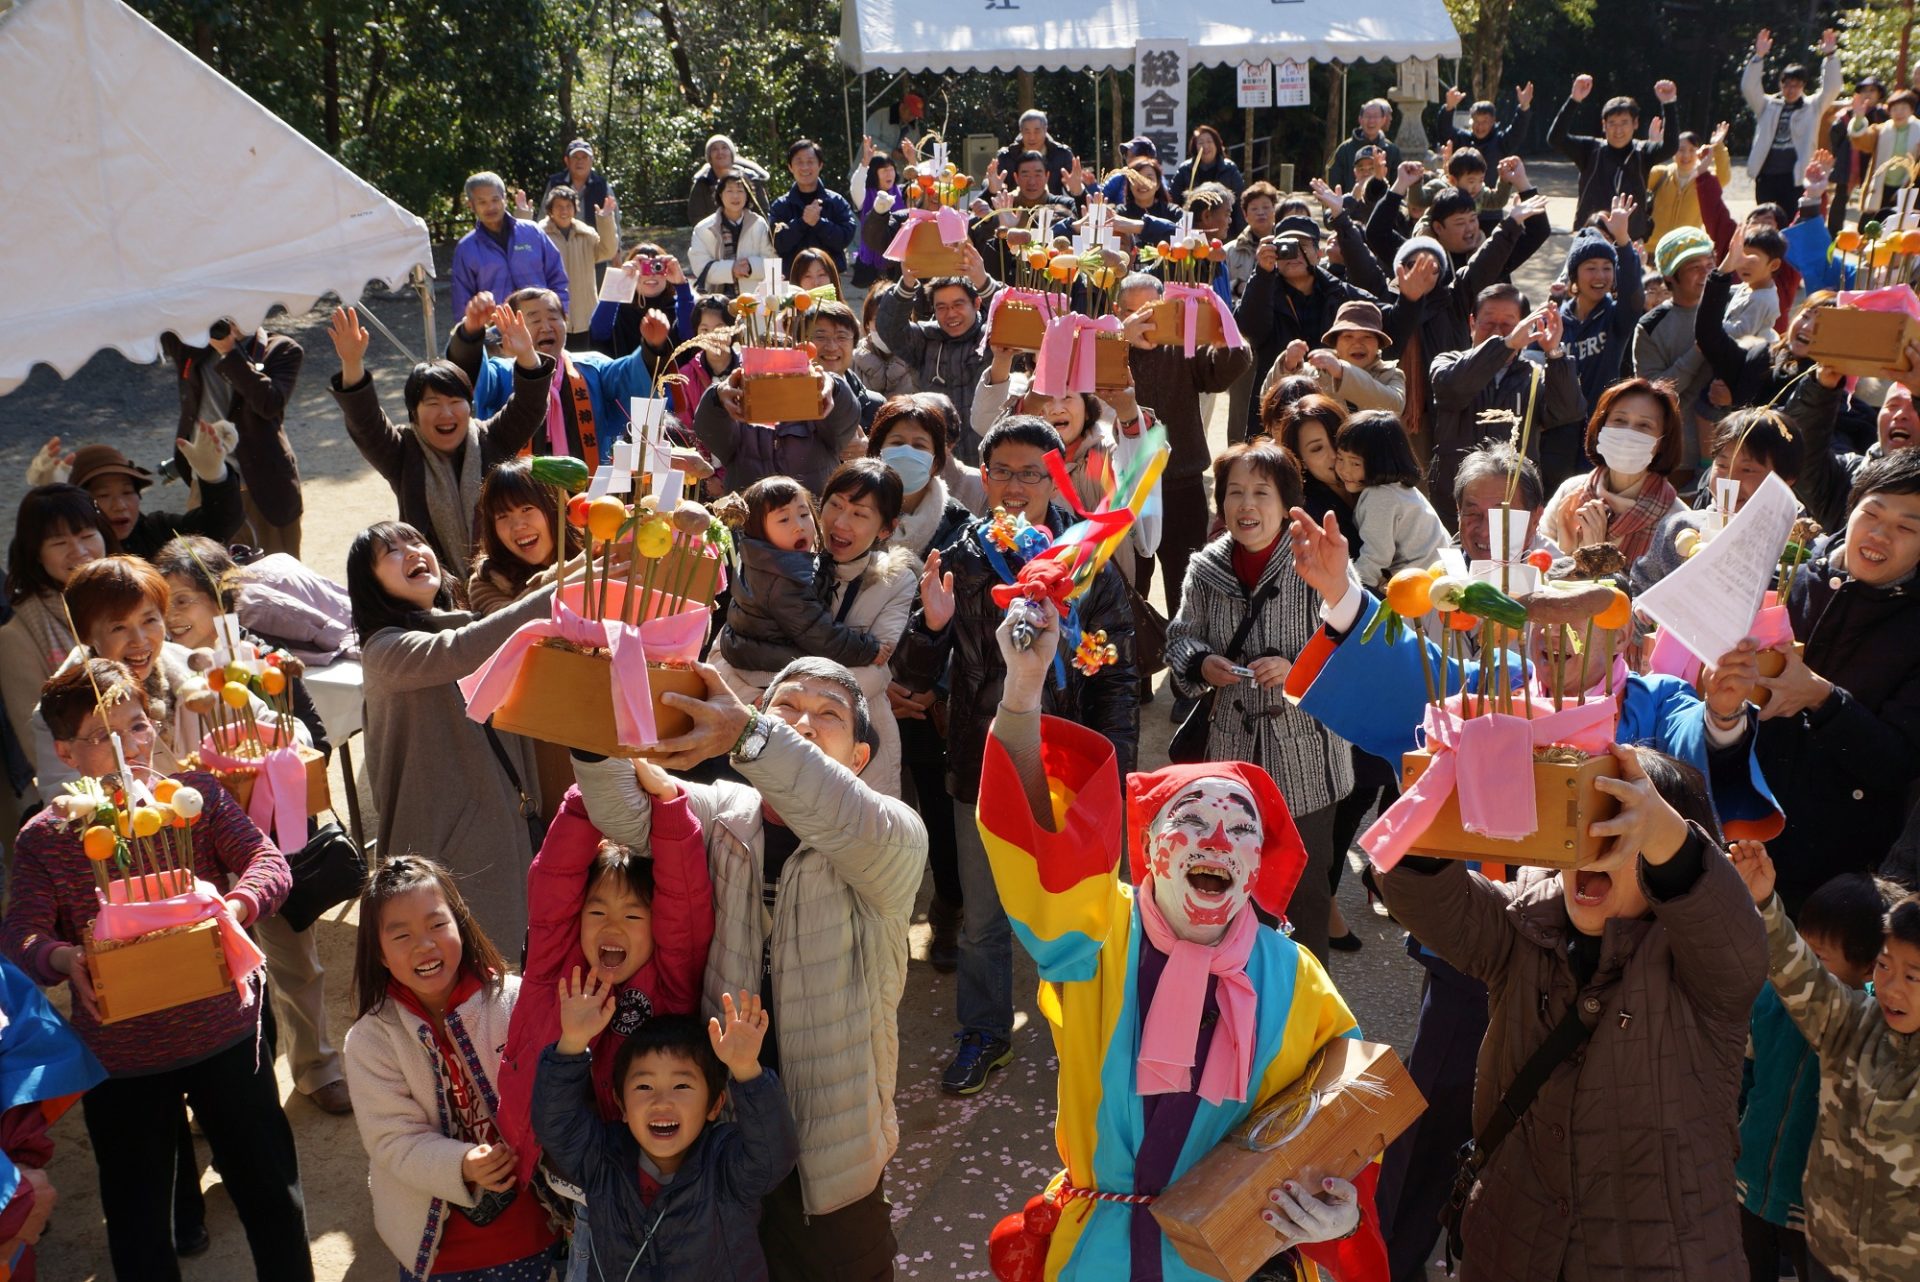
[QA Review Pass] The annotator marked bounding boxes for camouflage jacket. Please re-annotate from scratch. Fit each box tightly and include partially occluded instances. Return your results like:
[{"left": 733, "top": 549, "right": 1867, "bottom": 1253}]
[{"left": 1763, "top": 896, "right": 1920, "bottom": 1281}]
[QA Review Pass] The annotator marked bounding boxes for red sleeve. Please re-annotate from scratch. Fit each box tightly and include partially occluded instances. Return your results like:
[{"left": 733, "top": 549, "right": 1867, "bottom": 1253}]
[
  {"left": 638, "top": 790, "right": 712, "bottom": 1017},
  {"left": 1298, "top": 1161, "right": 1390, "bottom": 1282},
  {"left": 200, "top": 774, "right": 291, "bottom": 918},
  {"left": 0, "top": 1176, "right": 32, "bottom": 1244},
  {"left": 1695, "top": 173, "right": 1735, "bottom": 259},
  {"left": 1774, "top": 266, "right": 1800, "bottom": 334}
]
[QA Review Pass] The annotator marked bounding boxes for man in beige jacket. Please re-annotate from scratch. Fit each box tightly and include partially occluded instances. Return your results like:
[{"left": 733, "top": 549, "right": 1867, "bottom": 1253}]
[{"left": 573, "top": 655, "right": 927, "bottom": 1281}]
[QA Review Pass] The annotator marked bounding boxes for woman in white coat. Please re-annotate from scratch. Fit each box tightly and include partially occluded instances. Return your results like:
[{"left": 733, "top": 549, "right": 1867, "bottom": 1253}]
[{"left": 689, "top": 173, "right": 776, "bottom": 296}]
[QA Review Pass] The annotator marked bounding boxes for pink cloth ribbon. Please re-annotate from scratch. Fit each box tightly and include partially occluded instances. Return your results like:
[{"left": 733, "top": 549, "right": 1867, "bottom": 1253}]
[
  {"left": 882, "top": 206, "right": 969, "bottom": 259},
  {"left": 92, "top": 873, "right": 266, "bottom": 1006},
  {"left": 1647, "top": 601, "right": 1792, "bottom": 685},
  {"left": 1031, "top": 313, "right": 1122, "bottom": 398},
  {"left": 197, "top": 724, "right": 308, "bottom": 856},
  {"left": 1135, "top": 889, "right": 1258, "bottom": 1106},
  {"left": 1160, "top": 282, "right": 1246, "bottom": 357},
  {"left": 742, "top": 345, "right": 811, "bottom": 377},
  {"left": 1362, "top": 694, "right": 1617, "bottom": 871},
  {"left": 1833, "top": 285, "right": 1920, "bottom": 392},
  {"left": 458, "top": 591, "right": 709, "bottom": 750},
  {"left": 544, "top": 351, "right": 576, "bottom": 459},
  {"left": 977, "top": 288, "right": 1068, "bottom": 354}
]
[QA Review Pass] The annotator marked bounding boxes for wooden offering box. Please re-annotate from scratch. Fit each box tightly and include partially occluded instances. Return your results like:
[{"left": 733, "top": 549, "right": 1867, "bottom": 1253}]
[
  {"left": 989, "top": 300, "right": 1048, "bottom": 350},
  {"left": 490, "top": 644, "right": 708, "bottom": 759},
  {"left": 1152, "top": 1040, "right": 1426, "bottom": 1282},
  {"left": 740, "top": 372, "right": 824, "bottom": 425},
  {"left": 1399, "top": 748, "right": 1620, "bottom": 870},
  {"left": 1807, "top": 307, "right": 1920, "bottom": 378},
  {"left": 902, "top": 220, "right": 969, "bottom": 278},
  {"left": 215, "top": 744, "right": 331, "bottom": 816},
  {"left": 1091, "top": 334, "right": 1133, "bottom": 390},
  {"left": 1148, "top": 297, "right": 1225, "bottom": 348},
  {"left": 87, "top": 918, "right": 232, "bottom": 1024}
]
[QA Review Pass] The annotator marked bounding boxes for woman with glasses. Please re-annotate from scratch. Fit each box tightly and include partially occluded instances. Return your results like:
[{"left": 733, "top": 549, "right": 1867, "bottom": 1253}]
[{"left": 1164, "top": 441, "right": 1353, "bottom": 961}]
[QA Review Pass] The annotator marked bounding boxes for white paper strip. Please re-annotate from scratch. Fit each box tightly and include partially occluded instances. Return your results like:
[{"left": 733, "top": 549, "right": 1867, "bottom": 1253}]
[{"left": 1637, "top": 473, "right": 1799, "bottom": 666}]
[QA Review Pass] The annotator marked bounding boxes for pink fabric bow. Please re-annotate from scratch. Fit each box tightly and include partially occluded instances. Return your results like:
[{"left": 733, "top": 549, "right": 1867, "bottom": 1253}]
[
  {"left": 1135, "top": 889, "right": 1258, "bottom": 1105},
  {"left": 1161, "top": 282, "right": 1246, "bottom": 357},
  {"left": 1031, "top": 313, "right": 1122, "bottom": 398},
  {"left": 1833, "top": 285, "right": 1920, "bottom": 392},
  {"left": 883, "top": 206, "right": 969, "bottom": 259},
  {"left": 459, "top": 592, "right": 710, "bottom": 750},
  {"left": 1362, "top": 693, "right": 1617, "bottom": 871},
  {"left": 198, "top": 724, "right": 308, "bottom": 855},
  {"left": 1646, "top": 599, "right": 1792, "bottom": 685},
  {"left": 977, "top": 288, "right": 1068, "bottom": 354},
  {"left": 92, "top": 873, "right": 266, "bottom": 1006}
]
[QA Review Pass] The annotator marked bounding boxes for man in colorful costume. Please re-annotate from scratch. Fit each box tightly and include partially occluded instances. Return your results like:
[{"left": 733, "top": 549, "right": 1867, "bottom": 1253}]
[
  {"left": 1279, "top": 509, "right": 1780, "bottom": 1278},
  {"left": 978, "top": 603, "right": 1388, "bottom": 1282}
]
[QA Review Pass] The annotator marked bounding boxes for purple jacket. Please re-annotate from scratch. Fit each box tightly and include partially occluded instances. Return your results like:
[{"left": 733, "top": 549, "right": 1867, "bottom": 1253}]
[{"left": 450, "top": 218, "right": 570, "bottom": 317}]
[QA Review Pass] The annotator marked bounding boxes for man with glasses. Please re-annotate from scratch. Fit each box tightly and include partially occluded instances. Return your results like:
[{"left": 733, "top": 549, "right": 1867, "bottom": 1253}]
[
  {"left": 875, "top": 246, "right": 1000, "bottom": 458},
  {"left": 893, "top": 416, "right": 1140, "bottom": 1097}
]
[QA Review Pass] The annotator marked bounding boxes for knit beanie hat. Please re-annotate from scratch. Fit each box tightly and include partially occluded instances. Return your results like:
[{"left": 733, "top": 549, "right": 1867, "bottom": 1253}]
[
  {"left": 1393, "top": 235, "right": 1447, "bottom": 274},
  {"left": 1563, "top": 228, "right": 1617, "bottom": 277},
  {"left": 1654, "top": 226, "right": 1713, "bottom": 280}
]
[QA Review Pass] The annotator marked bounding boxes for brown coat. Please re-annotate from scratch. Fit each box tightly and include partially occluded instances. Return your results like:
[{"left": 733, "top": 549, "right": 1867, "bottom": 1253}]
[
  {"left": 163, "top": 330, "right": 305, "bottom": 525},
  {"left": 1381, "top": 844, "right": 1766, "bottom": 1282}
]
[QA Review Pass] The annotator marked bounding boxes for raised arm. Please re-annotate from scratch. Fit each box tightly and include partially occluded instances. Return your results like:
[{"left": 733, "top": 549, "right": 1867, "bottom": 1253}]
[{"left": 360, "top": 585, "right": 554, "bottom": 694}]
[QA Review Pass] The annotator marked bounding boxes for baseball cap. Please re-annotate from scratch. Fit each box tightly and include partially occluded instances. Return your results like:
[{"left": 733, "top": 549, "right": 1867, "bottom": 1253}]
[
  {"left": 566, "top": 139, "right": 594, "bottom": 157},
  {"left": 1274, "top": 215, "right": 1322, "bottom": 247},
  {"left": 1123, "top": 136, "right": 1158, "bottom": 159}
]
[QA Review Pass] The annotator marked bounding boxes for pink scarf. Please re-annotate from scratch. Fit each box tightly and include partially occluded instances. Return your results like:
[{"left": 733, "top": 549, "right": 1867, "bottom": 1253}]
[{"left": 1136, "top": 889, "right": 1258, "bottom": 1105}]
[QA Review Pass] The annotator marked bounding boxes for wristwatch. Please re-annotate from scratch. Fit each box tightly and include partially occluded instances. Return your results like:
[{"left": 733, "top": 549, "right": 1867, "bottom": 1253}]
[{"left": 730, "top": 709, "right": 774, "bottom": 764}]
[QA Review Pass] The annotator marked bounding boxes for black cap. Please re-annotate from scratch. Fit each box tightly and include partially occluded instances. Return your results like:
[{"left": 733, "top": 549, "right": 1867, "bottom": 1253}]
[{"left": 1274, "top": 215, "right": 1323, "bottom": 246}]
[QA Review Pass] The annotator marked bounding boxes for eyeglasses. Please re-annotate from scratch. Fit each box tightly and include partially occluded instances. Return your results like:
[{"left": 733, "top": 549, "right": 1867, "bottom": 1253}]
[
  {"left": 986, "top": 465, "right": 1048, "bottom": 485},
  {"left": 74, "top": 719, "right": 154, "bottom": 747}
]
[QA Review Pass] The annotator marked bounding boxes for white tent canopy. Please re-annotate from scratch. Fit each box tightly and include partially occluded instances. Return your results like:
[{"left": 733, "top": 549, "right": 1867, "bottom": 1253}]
[
  {"left": 0, "top": 0, "right": 433, "bottom": 394},
  {"left": 839, "top": 0, "right": 1460, "bottom": 74}
]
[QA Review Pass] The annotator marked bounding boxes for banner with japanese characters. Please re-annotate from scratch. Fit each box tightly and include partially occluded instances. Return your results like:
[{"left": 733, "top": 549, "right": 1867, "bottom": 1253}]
[{"left": 1133, "top": 39, "right": 1188, "bottom": 164}]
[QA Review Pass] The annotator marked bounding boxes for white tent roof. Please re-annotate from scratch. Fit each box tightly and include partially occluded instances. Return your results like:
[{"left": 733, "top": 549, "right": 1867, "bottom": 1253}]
[
  {"left": 839, "top": 0, "right": 1460, "bottom": 74},
  {"left": 0, "top": 0, "right": 431, "bottom": 394}
]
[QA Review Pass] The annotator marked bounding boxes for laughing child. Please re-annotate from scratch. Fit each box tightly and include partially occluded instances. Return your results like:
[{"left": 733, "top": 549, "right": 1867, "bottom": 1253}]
[
  {"left": 533, "top": 982, "right": 798, "bottom": 1280},
  {"left": 1730, "top": 841, "right": 1920, "bottom": 1282}
]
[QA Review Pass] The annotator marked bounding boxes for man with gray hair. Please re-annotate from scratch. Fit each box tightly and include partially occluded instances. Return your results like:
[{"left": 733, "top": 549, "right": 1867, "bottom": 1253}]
[
  {"left": 449, "top": 170, "right": 570, "bottom": 317},
  {"left": 993, "top": 108, "right": 1075, "bottom": 193},
  {"left": 572, "top": 654, "right": 926, "bottom": 1278},
  {"left": 1451, "top": 437, "right": 1554, "bottom": 565},
  {"left": 1327, "top": 97, "right": 1403, "bottom": 192}
]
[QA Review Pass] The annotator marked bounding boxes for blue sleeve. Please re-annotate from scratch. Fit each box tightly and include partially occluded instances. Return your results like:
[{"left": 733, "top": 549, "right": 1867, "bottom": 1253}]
[
  {"left": 590, "top": 299, "right": 619, "bottom": 345},
  {"left": 0, "top": 960, "right": 106, "bottom": 1209},
  {"left": 1783, "top": 219, "right": 1848, "bottom": 295},
  {"left": 1628, "top": 674, "right": 1781, "bottom": 834},
  {"left": 450, "top": 243, "right": 475, "bottom": 319},
  {"left": 1292, "top": 592, "right": 1473, "bottom": 763},
  {"left": 471, "top": 356, "right": 514, "bottom": 421},
  {"left": 530, "top": 1046, "right": 613, "bottom": 1186},
  {"left": 714, "top": 1071, "right": 800, "bottom": 1205},
  {"left": 821, "top": 194, "right": 857, "bottom": 253},
  {"left": 595, "top": 352, "right": 655, "bottom": 418}
]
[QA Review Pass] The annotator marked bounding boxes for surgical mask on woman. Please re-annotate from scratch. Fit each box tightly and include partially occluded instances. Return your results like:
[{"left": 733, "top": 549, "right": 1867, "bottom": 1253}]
[
  {"left": 1595, "top": 425, "right": 1658, "bottom": 476},
  {"left": 879, "top": 443, "right": 935, "bottom": 495}
]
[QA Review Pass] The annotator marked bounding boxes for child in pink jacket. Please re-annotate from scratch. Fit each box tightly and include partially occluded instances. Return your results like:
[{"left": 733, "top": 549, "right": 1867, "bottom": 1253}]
[{"left": 495, "top": 777, "right": 713, "bottom": 1187}]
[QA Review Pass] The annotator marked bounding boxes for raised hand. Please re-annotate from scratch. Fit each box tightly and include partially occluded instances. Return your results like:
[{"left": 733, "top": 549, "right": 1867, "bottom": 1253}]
[
  {"left": 1536, "top": 304, "right": 1564, "bottom": 356},
  {"left": 1511, "top": 192, "right": 1550, "bottom": 224},
  {"left": 1393, "top": 159, "right": 1428, "bottom": 193},
  {"left": 1588, "top": 744, "right": 1691, "bottom": 866},
  {"left": 919, "top": 548, "right": 956, "bottom": 631},
  {"left": 708, "top": 990, "right": 770, "bottom": 1080},
  {"left": 1711, "top": 119, "right": 1732, "bottom": 151},
  {"left": 462, "top": 290, "right": 497, "bottom": 336},
  {"left": 27, "top": 435, "right": 74, "bottom": 486},
  {"left": 1395, "top": 251, "right": 1441, "bottom": 301},
  {"left": 1307, "top": 177, "right": 1345, "bottom": 214},
  {"left": 1516, "top": 81, "right": 1535, "bottom": 111},
  {"left": 1288, "top": 507, "right": 1353, "bottom": 605},
  {"left": 1753, "top": 28, "right": 1772, "bottom": 59},
  {"left": 1571, "top": 73, "right": 1594, "bottom": 102},
  {"left": 494, "top": 303, "right": 539, "bottom": 368},
  {"left": 1444, "top": 85, "right": 1466, "bottom": 110},
  {"left": 598, "top": 194, "right": 618, "bottom": 218},
  {"left": 1653, "top": 79, "right": 1678, "bottom": 105},
  {"left": 555, "top": 966, "right": 616, "bottom": 1053},
  {"left": 1507, "top": 304, "right": 1551, "bottom": 351},
  {"left": 861, "top": 134, "right": 876, "bottom": 162},
  {"left": 1727, "top": 839, "right": 1776, "bottom": 905},
  {"left": 1818, "top": 27, "right": 1837, "bottom": 55},
  {"left": 327, "top": 306, "right": 371, "bottom": 385},
  {"left": 994, "top": 595, "right": 1059, "bottom": 710},
  {"left": 1605, "top": 194, "right": 1636, "bottom": 244},
  {"left": 1647, "top": 115, "right": 1666, "bottom": 147},
  {"left": 1281, "top": 338, "right": 1310, "bottom": 372}
]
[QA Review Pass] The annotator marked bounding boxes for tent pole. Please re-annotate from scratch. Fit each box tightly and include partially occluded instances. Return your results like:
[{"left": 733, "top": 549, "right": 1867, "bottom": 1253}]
[{"left": 412, "top": 265, "right": 435, "bottom": 361}]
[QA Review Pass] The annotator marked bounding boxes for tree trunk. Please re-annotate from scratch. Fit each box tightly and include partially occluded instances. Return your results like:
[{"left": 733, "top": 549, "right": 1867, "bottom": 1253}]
[
  {"left": 322, "top": 23, "right": 341, "bottom": 152},
  {"left": 1017, "top": 70, "right": 1035, "bottom": 113},
  {"left": 192, "top": 20, "right": 212, "bottom": 62},
  {"left": 558, "top": 47, "right": 576, "bottom": 148},
  {"left": 1466, "top": 0, "right": 1513, "bottom": 101},
  {"left": 360, "top": 36, "right": 388, "bottom": 139},
  {"left": 1111, "top": 72, "right": 1124, "bottom": 167},
  {"left": 647, "top": 0, "right": 706, "bottom": 109},
  {"left": 1323, "top": 61, "right": 1348, "bottom": 178}
]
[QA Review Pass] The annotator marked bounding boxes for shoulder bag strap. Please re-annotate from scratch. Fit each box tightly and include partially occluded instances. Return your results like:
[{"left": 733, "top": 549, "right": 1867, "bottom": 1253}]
[
  {"left": 1222, "top": 580, "right": 1283, "bottom": 663},
  {"left": 482, "top": 722, "right": 539, "bottom": 820}
]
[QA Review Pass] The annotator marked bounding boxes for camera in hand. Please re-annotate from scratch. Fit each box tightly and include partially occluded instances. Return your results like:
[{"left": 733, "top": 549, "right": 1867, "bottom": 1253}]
[
  {"left": 635, "top": 257, "right": 668, "bottom": 277},
  {"left": 1270, "top": 239, "right": 1302, "bottom": 260}
]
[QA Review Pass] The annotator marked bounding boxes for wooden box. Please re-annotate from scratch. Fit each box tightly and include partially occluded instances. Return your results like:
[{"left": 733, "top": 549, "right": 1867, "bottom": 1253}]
[
  {"left": 741, "top": 371, "right": 824, "bottom": 425},
  {"left": 1806, "top": 307, "right": 1920, "bottom": 378},
  {"left": 1090, "top": 333, "right": 1133, "bottom": 390},
  {"left": 87, "top": 917, "right": 233, "bottom": 1025},
  {"left": 1148, "top": 297, "right": 1225, "bottom": 348},
  {"left": 215, "top": 743, "right": 332, "bottom": 816},
  {"left": 1399, "top": 748, "right": 1620, "bottom": 870},
  {"left": 989, "top": 300, "right": 1048, "bottom": 350},
  {"left": 1152, "top": 1040, "right": 1426, "bottom": 1282},
  {"left": 489, "top": 642, "right": 709, "bottom": 758},
  {"left": 903, "top": 220, "right": 969, "bottom": 278}
]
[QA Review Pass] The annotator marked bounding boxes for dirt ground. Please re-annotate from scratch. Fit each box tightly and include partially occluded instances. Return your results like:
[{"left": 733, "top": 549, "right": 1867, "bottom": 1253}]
[{"left": 0, "top": 161, "right": 1754, "bottom": 1281}]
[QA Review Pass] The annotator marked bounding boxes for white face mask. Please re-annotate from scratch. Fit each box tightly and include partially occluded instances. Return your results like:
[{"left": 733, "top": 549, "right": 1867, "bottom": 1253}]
[
  {"left": 879, "top": 444, "right": 935, "bottom": 495},
  {"left": 1146, "top": 780, "right": 1263, "bottom": 945},
  {"left": 1596, "top": 425, "right": 1658, "bottom": 476}
]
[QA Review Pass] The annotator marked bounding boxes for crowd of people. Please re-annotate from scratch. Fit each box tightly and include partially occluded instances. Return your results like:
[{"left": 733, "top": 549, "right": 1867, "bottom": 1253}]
[{"left": 0, "top": 26, "right": 1918, "bottom": 1282}]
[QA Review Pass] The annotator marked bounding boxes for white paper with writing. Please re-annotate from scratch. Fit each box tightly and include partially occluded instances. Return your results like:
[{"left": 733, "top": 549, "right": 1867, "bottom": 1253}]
[{"left": 1637, "top": 472, "right": 1799, "bottom": 665}]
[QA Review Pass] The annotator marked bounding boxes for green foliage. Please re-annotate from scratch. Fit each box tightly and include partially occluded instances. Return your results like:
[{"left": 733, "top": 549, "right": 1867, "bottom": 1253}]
[{"left": 1836, "top": 1, "right": 1911, "bottom": 85}]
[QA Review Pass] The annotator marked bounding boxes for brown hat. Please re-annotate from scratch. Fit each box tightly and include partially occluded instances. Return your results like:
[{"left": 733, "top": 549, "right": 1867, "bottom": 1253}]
[
  {"left": 68, "top": 444, "right": 154, "bottom": 492},
  {"left": 1322, "top": 300, "right": 1391, "bottom": 349}
]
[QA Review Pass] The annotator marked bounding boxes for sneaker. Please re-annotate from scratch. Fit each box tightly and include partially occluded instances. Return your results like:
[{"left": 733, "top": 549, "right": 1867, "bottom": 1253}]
[
  {"left": 927, "top": 897, "right": 961, "bottom": 974},
  {"left": 940, "top": 1031, "right": 1013, "bottom": 1096}
]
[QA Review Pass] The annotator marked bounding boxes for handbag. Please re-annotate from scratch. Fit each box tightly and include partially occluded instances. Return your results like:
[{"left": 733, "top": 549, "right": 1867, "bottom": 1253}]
[
  {"left": 484, "top": 723, "right": 548, "bottom": 851},
  {"left": 1168, "top": 580, "right": 1280, "bottom": 765},
  {"left": 277, "top": 822, "right": 367, "bottom": 932},
  {"left": 1439, "top": 998, "right": 1596, "bottom": 1273},
  {"left": 1127, "top": 584, "right": 1169, "bottom": 678}
]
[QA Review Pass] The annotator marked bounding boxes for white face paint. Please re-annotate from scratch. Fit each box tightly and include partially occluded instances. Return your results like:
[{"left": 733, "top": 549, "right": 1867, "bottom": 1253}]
[{"left": 1147, "top": 779, "right": 1263, "bottom": 945}]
